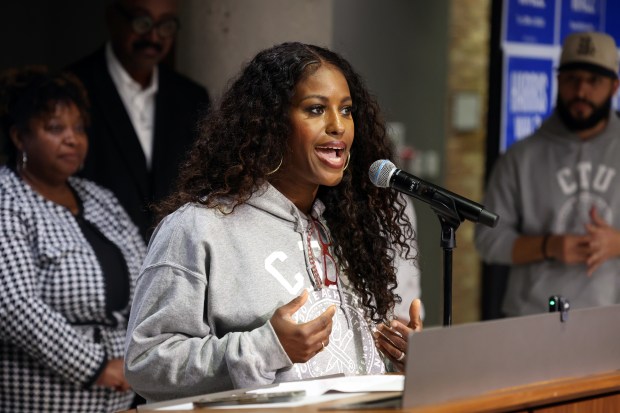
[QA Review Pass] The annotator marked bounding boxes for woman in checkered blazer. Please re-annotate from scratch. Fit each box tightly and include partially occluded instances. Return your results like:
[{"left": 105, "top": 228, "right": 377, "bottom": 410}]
[{"left": 0, "top": 67, "right": 146, "bottom": 412}]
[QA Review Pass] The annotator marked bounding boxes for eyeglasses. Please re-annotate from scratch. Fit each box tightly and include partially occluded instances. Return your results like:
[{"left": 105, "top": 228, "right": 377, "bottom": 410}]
[
  {"left": 115, "top": 3, "right": 180, "bottom": 38},
  {"left": 308, "top": 218, "right": 340, "bottom": 288}
]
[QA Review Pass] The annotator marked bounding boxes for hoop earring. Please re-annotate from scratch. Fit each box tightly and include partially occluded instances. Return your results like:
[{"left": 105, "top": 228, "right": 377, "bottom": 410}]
[
  {"left": 266, "top": 157, "right": 283, "bottom": 175},
  {"left": 343, "top": 152, "right": 351, "bottom": 171}
]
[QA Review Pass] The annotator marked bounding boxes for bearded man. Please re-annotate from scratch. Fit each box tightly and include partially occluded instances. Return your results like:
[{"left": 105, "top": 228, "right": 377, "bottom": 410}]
[{"left": 475, "top": 31, "right": 620, "bottom": 316}]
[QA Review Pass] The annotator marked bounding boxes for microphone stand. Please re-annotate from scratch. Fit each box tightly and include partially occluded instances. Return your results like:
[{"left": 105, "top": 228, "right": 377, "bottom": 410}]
[{"left": 420, "top": 190, "right": 462, "bottom": 327}]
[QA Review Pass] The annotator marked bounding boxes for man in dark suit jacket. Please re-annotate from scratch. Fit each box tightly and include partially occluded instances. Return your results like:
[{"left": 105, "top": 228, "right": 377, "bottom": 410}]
[{"left": 69, "top": 0, "right": 209, "bottom": 241}]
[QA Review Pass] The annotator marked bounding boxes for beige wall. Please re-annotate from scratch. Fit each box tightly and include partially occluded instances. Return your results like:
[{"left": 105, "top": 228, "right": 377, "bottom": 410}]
[{"left": 176, "top": 0, "right": 333, "bottom": 102}]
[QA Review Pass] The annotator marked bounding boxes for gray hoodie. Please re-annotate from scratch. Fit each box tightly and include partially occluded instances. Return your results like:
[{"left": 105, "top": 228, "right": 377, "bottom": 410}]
[
  {"left": 475, "top": 111, "right": 620, "bottom": 316},
  {"left": 125, "top": 184, "right": 387, "bottom": 402}
]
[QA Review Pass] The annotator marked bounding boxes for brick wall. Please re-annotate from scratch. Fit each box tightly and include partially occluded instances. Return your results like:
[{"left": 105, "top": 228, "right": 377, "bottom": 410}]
[{"left": 445, "top": 0, "right": 490, "bottom": 323}]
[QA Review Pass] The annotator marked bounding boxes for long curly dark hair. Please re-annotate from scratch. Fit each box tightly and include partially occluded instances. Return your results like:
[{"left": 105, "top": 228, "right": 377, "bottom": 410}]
[{"left": 156, "top": 42, "right": 416, "bottom": 323}]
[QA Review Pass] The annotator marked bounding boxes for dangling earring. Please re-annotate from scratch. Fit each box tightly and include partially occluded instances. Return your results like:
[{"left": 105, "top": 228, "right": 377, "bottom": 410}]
[
  {"left": 266, "top": 157, "right": 283, "bottom": 175},
  {"left": 21, "top": 151, "right": 28, "bottom": 171},
  {"left": 343, "top": 152, "right": 351, "bottom": 171}
]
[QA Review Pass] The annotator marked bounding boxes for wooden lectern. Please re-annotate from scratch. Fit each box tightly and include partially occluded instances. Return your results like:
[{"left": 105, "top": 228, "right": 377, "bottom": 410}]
[{"left": 122, "top": 305, "right": 620, "bottom": 413}]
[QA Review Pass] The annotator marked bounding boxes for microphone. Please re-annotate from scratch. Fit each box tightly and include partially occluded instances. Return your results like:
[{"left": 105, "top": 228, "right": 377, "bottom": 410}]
[{"left": 369, "top": 159, "right": 499, "bottom": 228}]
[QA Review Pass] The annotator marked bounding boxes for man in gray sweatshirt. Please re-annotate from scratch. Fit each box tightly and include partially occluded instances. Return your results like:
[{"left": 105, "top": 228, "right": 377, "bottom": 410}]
[{"left": 475, "top": 31, "right": 620, "bottom": 317}]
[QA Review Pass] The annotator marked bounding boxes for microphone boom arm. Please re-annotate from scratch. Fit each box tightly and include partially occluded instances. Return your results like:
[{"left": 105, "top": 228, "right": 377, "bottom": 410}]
[
  {"left": 393, "top": 177, "right": 462, "bottom": 229},
  {"left": 369, "top": 159, "right": 500, "bottom": 327},
  {"left": 394, "top": 177, "right": 460, "bottom": 327}
]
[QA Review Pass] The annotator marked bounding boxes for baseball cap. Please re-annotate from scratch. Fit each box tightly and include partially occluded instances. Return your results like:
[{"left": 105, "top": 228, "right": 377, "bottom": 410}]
[{"left": 558, "top": 31, "right": 619, "bottom": 78}]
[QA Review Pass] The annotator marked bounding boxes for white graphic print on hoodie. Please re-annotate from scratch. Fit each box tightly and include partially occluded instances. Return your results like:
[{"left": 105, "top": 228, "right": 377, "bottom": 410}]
[{"left": 125, "top": 184, "right": 387, "bottom": 402}]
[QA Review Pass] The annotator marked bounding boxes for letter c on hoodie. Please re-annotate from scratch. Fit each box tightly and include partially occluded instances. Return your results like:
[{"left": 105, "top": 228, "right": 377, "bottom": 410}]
[{"left": 265, "top": 251, "right": 305, "bottom": 295}]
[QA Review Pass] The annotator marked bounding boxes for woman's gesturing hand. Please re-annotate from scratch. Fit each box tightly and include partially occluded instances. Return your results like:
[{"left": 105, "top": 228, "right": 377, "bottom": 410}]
[
  {"left": 270, "top": 289, "right": 336, "bottom": 363},
  {"left": 374, "top": 298, "right": 423, "bottom": 371}
]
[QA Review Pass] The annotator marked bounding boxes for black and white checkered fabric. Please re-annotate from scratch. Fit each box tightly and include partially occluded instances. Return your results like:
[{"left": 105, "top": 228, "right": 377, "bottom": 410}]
[{"left": 0, "top": 167, "right": 146, "bottom": 413}]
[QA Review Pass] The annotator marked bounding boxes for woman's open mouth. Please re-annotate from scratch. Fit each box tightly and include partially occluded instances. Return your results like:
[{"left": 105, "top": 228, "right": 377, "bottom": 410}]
[{"left": 315, "top": 144, "right": 347, "bottom": 168}]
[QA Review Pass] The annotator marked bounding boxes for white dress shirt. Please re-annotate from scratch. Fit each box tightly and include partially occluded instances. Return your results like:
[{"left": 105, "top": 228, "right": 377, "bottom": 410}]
[{"left": 105, "top": 43, "right": 158, "bottom": 169}]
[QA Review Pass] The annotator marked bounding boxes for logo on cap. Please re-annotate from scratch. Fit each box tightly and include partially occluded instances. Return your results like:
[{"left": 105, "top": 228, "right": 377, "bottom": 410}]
[{"left": 576, "top": 36, "right": 596, "bottom": 56}]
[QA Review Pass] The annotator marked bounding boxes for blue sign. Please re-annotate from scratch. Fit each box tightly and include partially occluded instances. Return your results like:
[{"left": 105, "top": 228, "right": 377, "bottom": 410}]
[
  {"left": 503, "top": 56, "right": 554, "bottom": 150},
  {"left": 505, "top": 0, "right": 556, "bottom": 45},
  {"left": 559, "top": 0, "right": 603, "bottom": 41},
  {"left": 604, "top": 0, "right": 620, "bottom": 45}
]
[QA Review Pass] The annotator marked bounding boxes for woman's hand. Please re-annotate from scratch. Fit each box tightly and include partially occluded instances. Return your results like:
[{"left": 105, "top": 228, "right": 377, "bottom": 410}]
[
  {"left": 95, "top": 358, "right": 131, "bottom": 392},
  {"left": 270, "top": 289, "right": 336, "bottom": 363},
  {"left": 374, "top": 298, "right": 423, "bottom": 371}
]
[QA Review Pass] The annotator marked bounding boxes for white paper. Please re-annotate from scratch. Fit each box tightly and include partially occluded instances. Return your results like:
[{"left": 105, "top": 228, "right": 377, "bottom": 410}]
[{"left": 151, "top": 374, "right": 404, "bottom": 410}]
